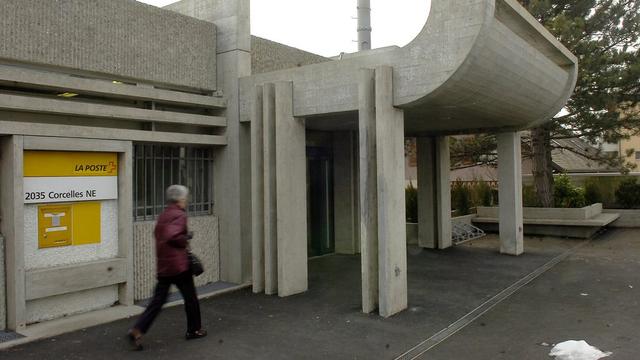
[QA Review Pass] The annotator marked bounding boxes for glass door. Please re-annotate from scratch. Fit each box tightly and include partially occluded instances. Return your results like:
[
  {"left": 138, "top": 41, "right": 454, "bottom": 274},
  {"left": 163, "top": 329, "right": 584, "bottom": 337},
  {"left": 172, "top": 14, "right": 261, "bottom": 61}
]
[{"left": 306, "top": 146, "right": 335, "bottom": 257}]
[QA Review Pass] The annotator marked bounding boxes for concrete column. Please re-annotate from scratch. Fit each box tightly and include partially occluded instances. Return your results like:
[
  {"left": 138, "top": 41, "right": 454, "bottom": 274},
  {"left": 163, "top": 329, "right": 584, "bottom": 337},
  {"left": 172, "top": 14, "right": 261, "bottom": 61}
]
[
  {"left": 251, "top": 85, "right": 265, "bottom": 293},
  {"left": 375, "top": 66, "right": 407, "bottom": 318},
  {"left": 333, "top": 131, "right": 358, "bottom": 254},
  {"left": 497, "top": 132, "right": 524, "bottom": 255},
  {"left": 417, "top": 137, "right": 437, "bottom": 249},
  {"left": 435, "top": 136, "right": 452, "bottom": 249},
  {"left": 262, "top": 83, "right": 278, "bottom": 295},
  {"left": 358, "top": 68, "right": 378, "bottom": 314},
  {"left": 274, "top": 81, "right": 308, "bottom": 297},
  {"left": 0, "top": 136, "right": 26, "bottom": 330},
  {"left": 117, "top": 143, "right": 134, "bottom": 306},
  {"left": 417, "top": 136, "right": 452, "bottom": 250}
]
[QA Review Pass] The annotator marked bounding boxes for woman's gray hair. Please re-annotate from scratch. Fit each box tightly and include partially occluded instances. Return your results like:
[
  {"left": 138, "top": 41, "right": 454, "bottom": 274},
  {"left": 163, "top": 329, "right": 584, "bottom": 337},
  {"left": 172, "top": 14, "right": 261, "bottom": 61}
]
[{"left": 166, "top": 184, "right": 189, "bottom": 203}]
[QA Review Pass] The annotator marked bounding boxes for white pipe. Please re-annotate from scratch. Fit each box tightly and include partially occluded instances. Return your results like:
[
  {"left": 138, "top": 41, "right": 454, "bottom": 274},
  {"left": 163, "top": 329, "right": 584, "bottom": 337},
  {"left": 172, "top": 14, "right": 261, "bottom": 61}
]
[{"left": 357, "top": 0, "right": 371, "bottom": 51}]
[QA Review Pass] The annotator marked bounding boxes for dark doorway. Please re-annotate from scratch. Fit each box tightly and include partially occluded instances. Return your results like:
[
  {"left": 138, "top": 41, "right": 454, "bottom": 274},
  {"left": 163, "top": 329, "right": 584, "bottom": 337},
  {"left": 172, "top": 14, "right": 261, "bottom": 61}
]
[{"left": 307, "top": 146, "right": 335, "bottom": 257}]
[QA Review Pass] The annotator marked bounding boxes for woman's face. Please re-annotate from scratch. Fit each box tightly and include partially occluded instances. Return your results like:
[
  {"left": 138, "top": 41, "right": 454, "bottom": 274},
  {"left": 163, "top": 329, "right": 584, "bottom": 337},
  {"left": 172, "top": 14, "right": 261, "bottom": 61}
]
[{"left": 176, "top": 198, "right": 188, "bottom": 209}]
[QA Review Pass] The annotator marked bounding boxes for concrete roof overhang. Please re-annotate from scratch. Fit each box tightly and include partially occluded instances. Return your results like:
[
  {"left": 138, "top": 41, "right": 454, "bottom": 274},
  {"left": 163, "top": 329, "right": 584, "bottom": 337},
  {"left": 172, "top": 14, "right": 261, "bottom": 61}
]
[{"left": 239, "top": 0, "right": 578, "bottom": 135}]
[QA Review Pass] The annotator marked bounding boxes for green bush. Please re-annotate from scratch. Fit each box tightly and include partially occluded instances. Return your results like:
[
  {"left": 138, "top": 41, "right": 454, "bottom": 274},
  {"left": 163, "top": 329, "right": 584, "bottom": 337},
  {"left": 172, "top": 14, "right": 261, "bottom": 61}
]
[
  {"left": 522, "top": 185, "right": 541, "bottom": 207},
  {"left": 451, "top": 180, "right": 472, "bottom": 215},
  {"left": 584, "top": 179, "right": 603, "bottom": 205},
  {"left": 474, "top": 180, "right": 494, "bottom": 207},
  {"left": 553, "top": 174, "right": 587, "bottom": 208},
  {"left": 405, "top": 182, "right": 418, "bottom": 223},
  {"left": 615, "top": 178, "right": 640, "bottom": 209}
]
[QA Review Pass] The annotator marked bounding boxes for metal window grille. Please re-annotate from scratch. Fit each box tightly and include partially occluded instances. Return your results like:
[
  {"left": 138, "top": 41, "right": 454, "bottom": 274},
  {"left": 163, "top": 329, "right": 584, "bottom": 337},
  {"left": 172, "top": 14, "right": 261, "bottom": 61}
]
[{"left": 133, "top": 144, "right": 214, "bottom": 221}]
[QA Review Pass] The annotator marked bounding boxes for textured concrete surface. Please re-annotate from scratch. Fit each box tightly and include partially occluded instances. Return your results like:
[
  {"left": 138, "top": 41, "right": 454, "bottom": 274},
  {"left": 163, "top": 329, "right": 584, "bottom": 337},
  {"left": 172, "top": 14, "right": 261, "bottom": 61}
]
[
  {"left": 240, "top": 0, "right": 578, "bottom": 133},
  {"left": 132, "top": 215, "right": 220, "bottom": 301},
  {"left": 0, "top": 0, "right": 217, "bottom": 90},
  {"left": 23, "top": 201, "right": 119, "bottom": 270},
  {"left": 26, "top": 286, "right": 118, "bottom": 325},
  {"left": 424, "top": 229, "right": 640, "bottom": 359},
  {"left": 0, "top": 233, "right": 5, "bottom": 330},
  {"left": 251, "top": 36, "right": 330, "bottom": 74},
  {"left": 0, "top": 234, "right": 582, "bottom": 359},
  {"left": 604, "top": 209, "right": 640, "bottom": 228},
  {"left": 497, "top": 132, "right": 524, "bottom": 255}
]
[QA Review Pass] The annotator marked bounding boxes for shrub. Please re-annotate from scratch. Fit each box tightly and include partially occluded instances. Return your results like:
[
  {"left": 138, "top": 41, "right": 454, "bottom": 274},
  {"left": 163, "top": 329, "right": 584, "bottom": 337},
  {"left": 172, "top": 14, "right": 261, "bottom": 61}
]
[
  {"left": 522, "top": 185, "right": 541, "bottom": 207},
  {"left": 615, "top": 178, "right": 640, "bottom": 209},
  {"left": 474, "top": 180, "right": 494, "bottom": 207},
  {"left": 405, "top": 182, "right": 418, "bottom": 223},
  {"left": 584, "top": 179, "right": 603, "bottom": 205},
  {"left": 553, "top": 174, "right": 587, "bottom": 208},
  {"left": 451, "top": 180, "right": 472, "bottom": 215}
]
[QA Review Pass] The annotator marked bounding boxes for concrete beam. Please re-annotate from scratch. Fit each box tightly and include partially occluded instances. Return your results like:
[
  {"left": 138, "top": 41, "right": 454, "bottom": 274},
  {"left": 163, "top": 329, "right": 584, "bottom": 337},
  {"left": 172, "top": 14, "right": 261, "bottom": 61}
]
[
  {"left": 25, "top": 259, "right": 128, "bottom": 301},
  {"left": 274, "top": 81, "right": 308, "bottom": 297},
  {"left": 251, "top": 85, "right": 265, "bottom": 293},
  {"left": 262, "top": 83, "right": 278, "bottom": 295},
  {"left": 0, "top": 136, "right": 26, "bottom": 330},
  {"left": 0, "top": 94, "right": 226, "bottom": 128},
  {"left": 358, "top": 68, "right": 378, "bottom": 314},
  {"left": 0, "top": 120, "right": 226, "bottom": 146},
  {"left": 374, "top": 66, "right": 407, "bottom": 318},
  {"left": 0, "top": 65, "right": 226, "bottom": 109},
  {"left": 497, "top": 131, "right": 524, "bottom": 255}
]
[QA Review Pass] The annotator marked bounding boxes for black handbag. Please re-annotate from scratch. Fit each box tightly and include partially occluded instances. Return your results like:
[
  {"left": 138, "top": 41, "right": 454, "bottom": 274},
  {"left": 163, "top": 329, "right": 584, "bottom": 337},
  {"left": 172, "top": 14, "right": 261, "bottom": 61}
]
[{"left": 188, "top": 251, "right": 204, "bottom": 277}]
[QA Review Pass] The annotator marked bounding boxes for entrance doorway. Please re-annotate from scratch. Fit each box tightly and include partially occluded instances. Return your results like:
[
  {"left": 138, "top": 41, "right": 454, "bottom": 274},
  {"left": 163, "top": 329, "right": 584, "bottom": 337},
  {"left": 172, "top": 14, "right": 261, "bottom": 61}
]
[{"left": 306, "top": 146, "right": 335, "bottom": 257}]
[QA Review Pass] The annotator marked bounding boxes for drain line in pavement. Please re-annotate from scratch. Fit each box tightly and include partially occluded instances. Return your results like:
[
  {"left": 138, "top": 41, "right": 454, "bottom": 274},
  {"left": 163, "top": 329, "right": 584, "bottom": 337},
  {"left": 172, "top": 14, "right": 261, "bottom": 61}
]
[{"left": 395, "top": 240, "right": 592, "bottom": 360}]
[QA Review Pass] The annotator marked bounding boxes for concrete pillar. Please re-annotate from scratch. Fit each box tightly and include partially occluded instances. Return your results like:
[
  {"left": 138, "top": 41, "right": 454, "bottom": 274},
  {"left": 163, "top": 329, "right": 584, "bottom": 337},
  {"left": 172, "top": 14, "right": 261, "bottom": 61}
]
[
  {"left": 358, "top": 68, "right": 378, "bottom": 314},
  {"left": 251, "top": 85, "right": 265, "bottom": 293},
  {"left": 417, "top": 136, "right": 452, "bottom": 250},
  {"left": 497, "top": 132, "right": 524, "bottom": 255},
  {"left": 0, "top": 136, "right": 26, "bottom": 330},
  {"left": 333, "top": 131, "right": 358, "bottom": 254},
  {"left": 274, "top": 81, "right": 308, "bottom": 297},
  {"left": 417, "top": 137, "right": 437, "bottom": 249},
  {"left": 435, "top": 136, "right": 452, "bottom": 249},
  {"left": 170, "top": 0, "right": 253, "bottom": 285},
  {"left": 262, "top": 83, "right": 278, "bottom": 295},
  {"left": 375, "top": 66, "right": 407, "bottom": 318}
]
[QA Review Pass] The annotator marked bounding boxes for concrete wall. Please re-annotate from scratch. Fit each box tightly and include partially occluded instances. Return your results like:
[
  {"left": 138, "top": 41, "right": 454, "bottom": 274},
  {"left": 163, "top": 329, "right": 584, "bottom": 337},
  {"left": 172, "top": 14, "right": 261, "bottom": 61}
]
[
  {"left": 251, "top": 36, "right": 330, "bottom": 74},
  {"left": 604, "top": 209, "right": 640, "bottom": 228},
  {"left": 0, "top": 0, "right": 217, "bottom": 91},
  {"left": 133, "top": 215, "right": 220, "bottom": 301},
  {"left": 27, "top": 285, "right": 118, "bottom": 324},
  {"left": 23, "top": 201, "right": 119, "bottom": 270},
  {"left": 0, "top": 233, "right": 5, "bottom": 330}
]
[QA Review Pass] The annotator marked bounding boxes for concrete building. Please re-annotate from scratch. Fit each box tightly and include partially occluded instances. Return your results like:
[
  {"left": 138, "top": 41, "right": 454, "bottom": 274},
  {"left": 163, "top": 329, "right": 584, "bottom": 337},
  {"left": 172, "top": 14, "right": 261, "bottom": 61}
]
[{"left": 0, "top": 0, "right": 577, "bottom": 332}]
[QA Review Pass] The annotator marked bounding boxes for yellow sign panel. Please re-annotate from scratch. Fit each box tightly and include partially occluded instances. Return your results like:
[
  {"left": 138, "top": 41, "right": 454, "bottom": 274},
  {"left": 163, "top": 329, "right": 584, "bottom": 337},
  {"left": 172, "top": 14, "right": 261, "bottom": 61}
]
[
  {"left": 38, "top": 202, "right": 101, "bottom": 249},
  {"left": 24, "top": 151, "right": 118, "bottom": 177},
  {"left": 72, "top": 202, "right": 101, "bottom": 245}
]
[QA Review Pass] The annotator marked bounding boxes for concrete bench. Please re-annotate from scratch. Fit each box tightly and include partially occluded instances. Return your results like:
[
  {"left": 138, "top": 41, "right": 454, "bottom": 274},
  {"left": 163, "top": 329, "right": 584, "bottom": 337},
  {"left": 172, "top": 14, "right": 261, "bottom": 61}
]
[{"left": 472, "top": 204, "right": 620, "bottom": 239}]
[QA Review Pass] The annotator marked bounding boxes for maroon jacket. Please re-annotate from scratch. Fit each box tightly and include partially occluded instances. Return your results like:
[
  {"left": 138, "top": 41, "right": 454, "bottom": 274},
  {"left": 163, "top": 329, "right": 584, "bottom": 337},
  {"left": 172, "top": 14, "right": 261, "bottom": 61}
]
[{"left": 154, "top": 204, "right": 191, "bottom": 277}]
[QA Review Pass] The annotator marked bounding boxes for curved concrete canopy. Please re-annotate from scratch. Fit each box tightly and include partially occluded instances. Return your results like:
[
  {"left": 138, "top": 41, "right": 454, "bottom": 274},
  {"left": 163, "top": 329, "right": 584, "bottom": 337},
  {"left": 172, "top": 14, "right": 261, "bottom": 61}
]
[{"left": 239, "top": 0, "right": 578, "bottom": 134}]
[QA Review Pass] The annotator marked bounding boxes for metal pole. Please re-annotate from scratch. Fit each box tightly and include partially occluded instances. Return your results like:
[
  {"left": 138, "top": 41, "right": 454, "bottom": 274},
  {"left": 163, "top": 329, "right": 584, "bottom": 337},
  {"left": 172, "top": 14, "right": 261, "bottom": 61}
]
[{"left": 357, "top": 0, "right": 371, "bottom": 51}]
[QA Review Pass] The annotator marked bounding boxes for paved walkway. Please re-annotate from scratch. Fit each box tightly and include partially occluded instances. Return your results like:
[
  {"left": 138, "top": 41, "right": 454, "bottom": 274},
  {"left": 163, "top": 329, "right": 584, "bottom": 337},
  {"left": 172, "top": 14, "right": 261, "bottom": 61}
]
[
  {"left": 2, "top": 231, "right": 635, "bottom": 359},
  {"left": 424, "top": 228, "right": 640, "bottom": 359}
]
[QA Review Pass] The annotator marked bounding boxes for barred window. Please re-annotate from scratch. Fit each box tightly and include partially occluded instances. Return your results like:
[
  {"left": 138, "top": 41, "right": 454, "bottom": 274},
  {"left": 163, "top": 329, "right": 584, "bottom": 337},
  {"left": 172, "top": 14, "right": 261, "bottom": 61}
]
[{"left": 133, "top": 144, "right": 214, "bottom": 221}]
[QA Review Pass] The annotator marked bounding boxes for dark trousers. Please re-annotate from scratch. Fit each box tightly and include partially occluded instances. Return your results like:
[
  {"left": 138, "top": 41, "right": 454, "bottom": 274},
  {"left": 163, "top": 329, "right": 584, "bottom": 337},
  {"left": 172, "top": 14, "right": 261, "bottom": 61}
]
[{"left": 134, "top": 271, "right": 201, "bottom": 334}]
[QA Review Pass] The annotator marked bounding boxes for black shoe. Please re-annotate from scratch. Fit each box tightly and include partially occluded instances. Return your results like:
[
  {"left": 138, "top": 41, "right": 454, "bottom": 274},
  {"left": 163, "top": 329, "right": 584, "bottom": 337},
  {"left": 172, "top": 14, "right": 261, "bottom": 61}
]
[
  {"left": 186, "top": 329, "right": 208, "bottom": 340},
  {"left": 127, "top": 330, "right": 144, "bottom": 351}
]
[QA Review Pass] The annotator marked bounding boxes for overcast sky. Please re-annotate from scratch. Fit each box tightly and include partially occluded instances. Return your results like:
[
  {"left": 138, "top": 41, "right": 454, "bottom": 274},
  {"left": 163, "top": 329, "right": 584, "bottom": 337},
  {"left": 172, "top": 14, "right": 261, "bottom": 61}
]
[{"left": 137, "top": 0, "right": 431, "bottom": 57}]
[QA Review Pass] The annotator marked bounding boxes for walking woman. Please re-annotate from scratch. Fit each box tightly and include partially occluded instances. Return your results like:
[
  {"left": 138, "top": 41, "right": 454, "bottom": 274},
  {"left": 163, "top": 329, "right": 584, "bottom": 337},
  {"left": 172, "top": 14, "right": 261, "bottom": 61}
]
[{"left": 128, "top": 185, "right": 207, "bottom": 350}]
